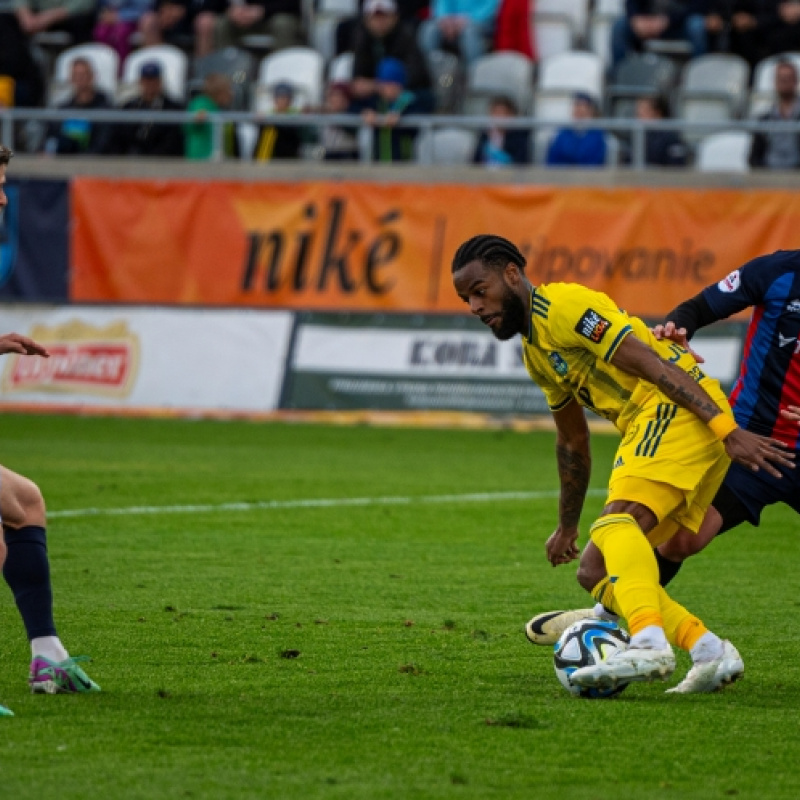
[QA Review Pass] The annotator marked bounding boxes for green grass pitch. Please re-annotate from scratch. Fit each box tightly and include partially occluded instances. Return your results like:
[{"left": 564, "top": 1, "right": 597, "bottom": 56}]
[{"left": 1, "top": 414, "right": 799, "bottom": 799}]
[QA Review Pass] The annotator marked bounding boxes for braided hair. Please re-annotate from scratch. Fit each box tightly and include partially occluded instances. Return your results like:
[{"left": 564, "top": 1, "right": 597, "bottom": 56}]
[{"left": 451, "top": 234, "right": 526, "bottom": 274}]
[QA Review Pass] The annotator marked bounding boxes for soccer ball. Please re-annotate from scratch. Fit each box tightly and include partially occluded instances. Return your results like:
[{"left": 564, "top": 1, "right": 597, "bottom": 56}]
[{"left": 553, "top": 619, "right": 631, "bottom": 699}]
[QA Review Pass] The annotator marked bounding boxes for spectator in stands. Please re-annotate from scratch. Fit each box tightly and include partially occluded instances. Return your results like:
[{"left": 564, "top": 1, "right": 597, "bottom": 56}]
[
  {"left": 749, "top": 57, "right": 800, "bottom": 168},
  {"left": 493, "top": 0, "right": 534, "bottom": 60},
  {"left": 335, "top": 0, "right": 429, "bottom": 56},
  {"left": 320, "top": 82, "right": 359, "bottom": 161},
  {"left": 112, "top": 61, "right": 185, "bottom": 156},
  {"left": 704, "top": 1, "right": 768, "bottom": 67},
  {"left": 254, "top": 81, "right": 302, "bottom": 160},
  {"left": 15, "top": 0, "right": 97, "bottom": 44},
  {"left": 184, "top": 73, "right": 239, "bottom": 159},
  {"left": 472, "top": 95, "right": 529, "bottom": 167},
  {"left": 611, "top": 1, "right": 708, "bottom": 67},
  {"left": 94, "top": 0, "right": 152, "bottom": 66},
  {"left": 761, "top": 0, "right": 800, "bottom": 57},
  {"left": 546, "top": 92, "right": 607, "bottom": 167},
  {"left": 44, "top": 57, "right": 113, "bottom": 155},
  {"left": 0, "top": 7, "right": 45, "bottom": 106},
  {"left": 635, "top": 95, "right": 688, "bottom": 166},
  {"left": 351, "top": 0, "right": 434, "bottom": 113},
  {"left": 214, "top": 0, "right": 303, "bottom": 54},
  {"left": 355, "top": 56, "right": 424, "bottom": 161},
  {"left": 417, "top": 0, "right": 501, "bottom": 67},
  {"left": 140, "top": 0, "right": 225, "bottom": 60}
]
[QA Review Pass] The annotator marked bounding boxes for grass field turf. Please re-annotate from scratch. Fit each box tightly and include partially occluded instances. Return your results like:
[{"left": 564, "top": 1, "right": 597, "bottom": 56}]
[{"left": 0, "top": 414, "right": 799, "bottom": 799}]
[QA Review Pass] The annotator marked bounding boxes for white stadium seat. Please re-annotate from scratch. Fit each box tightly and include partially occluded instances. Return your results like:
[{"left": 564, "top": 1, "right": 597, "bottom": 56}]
[
  {"left": 415, "top": 128, "right": 478, "bottom": 165},
  {"left": 463, "top": 51, "right": 534, "bottom": 116},
  {"left": 120, "top": 45, "right": 188, "bottom": 103},
  {"left": 748, "top": 52, "right": 800, "bottom": 117},
  {"left": 328, "top": 51, "right": 354, "bottom": 83},
  {"left": 255, "top": 46, "right": 325, "bottom": 112},
  {"left": 695, "top": 131, "right": 752, "bottom": 172},
  {"left": 50, "top": 44, "right": 119, "bottom": 106}
]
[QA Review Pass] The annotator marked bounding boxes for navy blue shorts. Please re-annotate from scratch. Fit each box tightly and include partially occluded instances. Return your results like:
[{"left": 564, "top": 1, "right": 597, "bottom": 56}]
[{"left": 718, "top": 460, "right": 800, "bottom": 526}]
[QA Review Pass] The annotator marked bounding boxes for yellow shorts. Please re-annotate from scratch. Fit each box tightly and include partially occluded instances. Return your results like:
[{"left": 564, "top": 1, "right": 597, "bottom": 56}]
[{"left": 607, "top": 380, "right": 732, "bottom": 548}]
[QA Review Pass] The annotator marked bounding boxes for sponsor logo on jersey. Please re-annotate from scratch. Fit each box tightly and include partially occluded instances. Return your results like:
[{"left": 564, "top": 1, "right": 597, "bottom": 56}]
[
  {"left": 718, "top": 270, "right": 741, "bottom": 293},
  {"left": 786, "top": 299, "right": 800, "bottom": 315},
  {"left": 778, "top": 332, "right": 797, "bottom": 349},
  {"left": 1, "top": 320, "right": 140, "bottom": 397},
  {"left": 613, "top": 456, "right": 625, "bottom": 469},
  {"left": 575, "top": 309, "right": 611, "bottom": 344},
  {"left": 548, "top": 351, "right": 569, "bottom": 376}
]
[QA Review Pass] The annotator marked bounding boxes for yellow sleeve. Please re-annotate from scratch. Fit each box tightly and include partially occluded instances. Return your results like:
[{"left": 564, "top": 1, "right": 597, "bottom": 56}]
[
  {"left": 523, "top": 348, "right": 573, "bottom": 412},
  {"left": 543, "top": 283, "right": 634, "bottom": 363}
]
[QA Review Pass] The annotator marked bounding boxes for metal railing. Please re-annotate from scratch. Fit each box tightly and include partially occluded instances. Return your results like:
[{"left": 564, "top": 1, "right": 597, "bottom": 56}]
[{"left": 3, "top": 106, "right": 800, "bottom": 168}]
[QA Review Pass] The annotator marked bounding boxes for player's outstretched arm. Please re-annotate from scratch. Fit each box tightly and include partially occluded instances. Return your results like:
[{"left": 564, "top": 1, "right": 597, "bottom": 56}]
[
  {"left": 545, "top": 400, "right": 591, "bottom": 568},
  {"left": 0, "top": 333, "right": 49, "bottom": 357},
  {"left": 610, "top": 333, "right": 794, "bottom": 478}
]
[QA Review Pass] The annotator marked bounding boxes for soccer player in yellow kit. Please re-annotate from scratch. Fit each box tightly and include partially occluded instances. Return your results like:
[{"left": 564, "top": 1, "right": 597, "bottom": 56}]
[{"left": 452, "top": 235, "right": 794, "bottom": 693}]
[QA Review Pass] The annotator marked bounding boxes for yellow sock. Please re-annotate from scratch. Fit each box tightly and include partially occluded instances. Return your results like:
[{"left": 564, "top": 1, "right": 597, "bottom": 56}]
[
  {"left": 590, "top": 576, "right": 620, "bottom": 614},
  {"left": 658, "top": 587, "right": 709, "bottom": 651},
  {"left": 589, "top": 514, "right": 663, "bottom": 637}
]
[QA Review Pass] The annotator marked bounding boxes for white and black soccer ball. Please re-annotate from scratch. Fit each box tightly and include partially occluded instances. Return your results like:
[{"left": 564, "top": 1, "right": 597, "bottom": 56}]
[{"left": 553, "top": 619, "right": 631, "bottom": 699}]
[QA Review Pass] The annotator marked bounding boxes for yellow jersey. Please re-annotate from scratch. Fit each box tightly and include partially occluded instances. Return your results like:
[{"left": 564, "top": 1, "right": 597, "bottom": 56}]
[{"left": 523, "top": 282, "right": 706, "bottom": 434}]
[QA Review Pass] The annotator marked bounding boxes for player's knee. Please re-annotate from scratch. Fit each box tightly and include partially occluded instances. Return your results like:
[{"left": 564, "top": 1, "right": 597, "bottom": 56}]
[
  {"left": 14, "top": 477, "right": 46, "bottom": 527},
  {"left": 576, "top": 561, "right": 603, "bottom": 593}
]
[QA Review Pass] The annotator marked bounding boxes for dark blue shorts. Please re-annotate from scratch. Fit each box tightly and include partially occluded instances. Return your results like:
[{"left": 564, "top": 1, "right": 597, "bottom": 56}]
[{"left": 718, "top": 460, "right": 800, "bottom": 526}]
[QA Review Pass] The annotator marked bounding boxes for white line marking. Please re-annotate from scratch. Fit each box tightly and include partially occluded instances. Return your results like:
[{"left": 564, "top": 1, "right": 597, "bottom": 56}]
[{"left": 49, "top": 488, "right": 607, "bottom": 520}]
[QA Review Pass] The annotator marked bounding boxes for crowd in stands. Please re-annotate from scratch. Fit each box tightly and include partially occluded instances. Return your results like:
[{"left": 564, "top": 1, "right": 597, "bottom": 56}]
[{"left": 2, "top": 0, "right": 800, "bottom": 168}]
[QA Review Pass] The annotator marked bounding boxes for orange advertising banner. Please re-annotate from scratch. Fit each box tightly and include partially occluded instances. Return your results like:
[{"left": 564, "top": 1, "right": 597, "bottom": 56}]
[{"left": 71, "top": 179, "right": 800, "bottom": 317}]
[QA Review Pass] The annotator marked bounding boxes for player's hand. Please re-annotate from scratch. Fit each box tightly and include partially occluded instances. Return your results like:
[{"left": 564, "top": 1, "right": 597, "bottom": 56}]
[
  {"left": 545, "top": 526, "right": 580, "bottom": 567},
  {"left": 723, "top": 428, "right": 794, "bottom": 478},
  {"left": 780, "top": 405, "right": 800, "bottom": 423},
  {"left": 651, "top": 321, "right": 705, "bottom": 363},
  {"left": 0, "top": 333, "right": 49, "bottom": 358}
]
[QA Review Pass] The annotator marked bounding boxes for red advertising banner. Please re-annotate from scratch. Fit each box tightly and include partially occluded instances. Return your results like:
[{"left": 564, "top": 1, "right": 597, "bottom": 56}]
[{"left": 71, "top": 179, "right": 800, "bottom": 317}]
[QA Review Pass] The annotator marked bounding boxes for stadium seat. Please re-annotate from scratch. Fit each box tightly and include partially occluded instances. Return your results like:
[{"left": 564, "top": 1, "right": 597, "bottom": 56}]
[
  {"left": 414, "top": 128, "right": 478, "bottom": 165},
  {"left": 463, "top": 51, "right": 534, "bottom": 116},
  {"left": 191, "top": 47, "right": 256, "bottom": 111},
  {"left": 120, "top": 45, "right": 189, "bottom": 103},
  {"left": 534, "top": 51, "right": 604, "bottom": 127},
  {"left": 607, "top": 52, "right": 678, "bottom": 118},
  {"left": 534, "top": 0, "right": 591, "bottom": 60},
  {"left": 255, "top": 46, "right": 325, "bottom": 111},
  {"left": 675, "top": 54, "right": 750, "bottom": 139},
  {"left": 695, "top": 131, "right": 752, "bottom": 172},
  {"left": 748, "top": 52, "right": 800, "bottom": 117},
  {"left": 534, "top": 16, "right": 575, "bottom": 62},
  {"left": 536, "top": 0, "right": 590, "bottom": 41},
  {"left": 50, "top": 43, "right": 119, "bottom": 106},
  {"left": 425, "top": 49, "right": 463, "bottom": 114},
  {"left": 310, "top": 0, "right": 359, "bottom": 62},
  {"left": 588, "top": 0, "right": 625, "bottom": 68},
  {"left": 328, "top": 51, "right": 354, "bottom": 83}
]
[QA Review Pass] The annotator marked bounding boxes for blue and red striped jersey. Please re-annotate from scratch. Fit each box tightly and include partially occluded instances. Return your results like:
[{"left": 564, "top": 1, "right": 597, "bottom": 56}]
[{"left": 703, "top": 250, "right": 800, "bottom": 449}]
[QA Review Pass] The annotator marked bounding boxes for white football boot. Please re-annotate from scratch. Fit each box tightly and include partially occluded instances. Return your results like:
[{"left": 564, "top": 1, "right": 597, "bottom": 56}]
[
  {"left": 667, "top": 640, "right": 743, "bottom": 694},
  {"left": 570, "top": 646, "right": 676, "bottom": 690},
  {"left": 525, "top": 609, "right": 598, "bottom": 646}
]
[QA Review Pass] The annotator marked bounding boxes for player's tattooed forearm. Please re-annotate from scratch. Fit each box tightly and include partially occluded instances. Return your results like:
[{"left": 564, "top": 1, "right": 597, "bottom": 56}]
[
  {"left": 556, "top": 443, "right": 590, "bottom": 529},
  {"left": 655, "top": 371, "right": 717, "bottom": 420}
]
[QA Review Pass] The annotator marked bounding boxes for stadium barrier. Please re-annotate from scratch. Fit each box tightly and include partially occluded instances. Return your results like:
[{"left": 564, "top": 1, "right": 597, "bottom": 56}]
[
  {"left": 0, "top": 304, "right": 743, "bottom": 418},
  {"left": 5, "top": 107, "right": 800, "bottom": 167}
]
